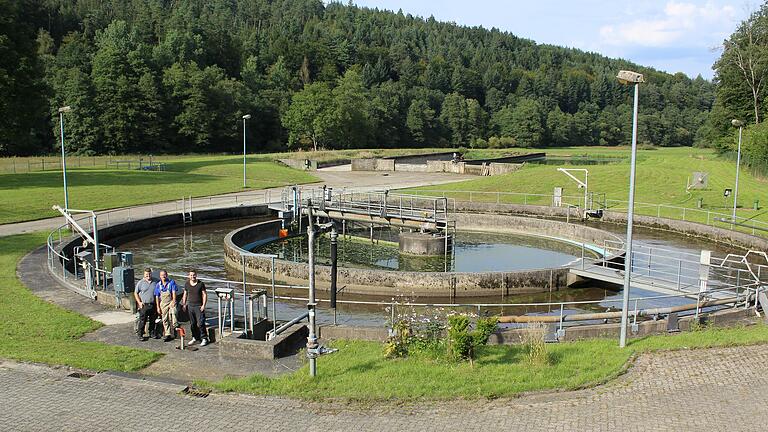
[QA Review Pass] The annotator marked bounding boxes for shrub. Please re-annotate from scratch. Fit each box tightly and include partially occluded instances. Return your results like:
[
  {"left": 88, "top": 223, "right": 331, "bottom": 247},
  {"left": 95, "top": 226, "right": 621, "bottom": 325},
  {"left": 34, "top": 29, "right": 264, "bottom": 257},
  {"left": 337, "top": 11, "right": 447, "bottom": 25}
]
[
  {"left": 384, "top": 319, "right": 411, "bottom": 358},
  {"left": 447, "top": 315, "right": 499, "bottom": 361},
  {"left": 521, "top": 322, "right": 549, "bottom": 365},
  {"left": 488, "top": 136, "right": 518, "bottom": 148},
  {"left": 471, "top": 138, "right": 488, "bottom": 149}
]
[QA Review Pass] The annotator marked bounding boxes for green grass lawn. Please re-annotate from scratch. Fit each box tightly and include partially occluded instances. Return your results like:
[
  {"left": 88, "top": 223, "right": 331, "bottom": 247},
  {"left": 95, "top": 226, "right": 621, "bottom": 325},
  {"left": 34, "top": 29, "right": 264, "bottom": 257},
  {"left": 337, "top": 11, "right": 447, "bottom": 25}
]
[
  {"left": 210, "top": 323, "right": 768, "bottom": 400},
  {"left": 405, "top": 146, "right": 768, "bottom": 228},
  {"left": 0, "top": 232, "right": 160, "bottom": 370},
  {"left": 0, "top": 157, "right": 318, "bottom": 224}
]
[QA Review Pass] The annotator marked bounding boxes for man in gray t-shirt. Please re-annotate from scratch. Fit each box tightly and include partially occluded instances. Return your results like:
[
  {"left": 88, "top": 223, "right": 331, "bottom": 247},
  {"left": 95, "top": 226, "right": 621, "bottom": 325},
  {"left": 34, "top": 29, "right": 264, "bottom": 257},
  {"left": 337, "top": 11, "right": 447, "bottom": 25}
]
[{"left": 134, "top": 268, "right": 158, "bottom": 341}]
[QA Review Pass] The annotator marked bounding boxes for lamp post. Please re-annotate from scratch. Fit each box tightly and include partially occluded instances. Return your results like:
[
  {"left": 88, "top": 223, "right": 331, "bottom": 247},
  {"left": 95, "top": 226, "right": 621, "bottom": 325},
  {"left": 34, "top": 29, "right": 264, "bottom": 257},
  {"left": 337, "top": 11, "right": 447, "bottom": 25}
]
[
  {"left": 242, "top": 114, "right": 251, "bottom": 188},
  {"left": 58, "top": 106, "right": 72, "bottom": 210},
  {"left": 731, "top": 119, "right": 744, "bottom": 223},
  {"left": 616, "top": 70, "right": 644, "bottom": 348}
]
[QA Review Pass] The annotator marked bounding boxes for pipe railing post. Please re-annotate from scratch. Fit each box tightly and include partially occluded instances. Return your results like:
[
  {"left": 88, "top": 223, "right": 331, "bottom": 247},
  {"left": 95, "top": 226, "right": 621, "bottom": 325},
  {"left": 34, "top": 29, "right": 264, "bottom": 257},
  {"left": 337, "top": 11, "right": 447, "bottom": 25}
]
[{"left": 306, "top": 203, "right": 318, "bottom": 377}]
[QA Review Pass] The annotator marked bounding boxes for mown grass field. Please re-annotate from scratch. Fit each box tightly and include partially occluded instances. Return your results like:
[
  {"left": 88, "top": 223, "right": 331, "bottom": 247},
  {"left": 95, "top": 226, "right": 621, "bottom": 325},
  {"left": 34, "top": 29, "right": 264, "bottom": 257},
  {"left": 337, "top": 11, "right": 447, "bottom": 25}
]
[
  {"left": 210, "top": 323, "right": 768, "bottom": 400},
  {"left": 405, "top": 146, "right": 768, "bottom": 227},
  {"left": 0, "top": 233, "right": 160, "bottom": 370},
  {"left": 0, "top": 156, "right": 318, "bottom": 224}
]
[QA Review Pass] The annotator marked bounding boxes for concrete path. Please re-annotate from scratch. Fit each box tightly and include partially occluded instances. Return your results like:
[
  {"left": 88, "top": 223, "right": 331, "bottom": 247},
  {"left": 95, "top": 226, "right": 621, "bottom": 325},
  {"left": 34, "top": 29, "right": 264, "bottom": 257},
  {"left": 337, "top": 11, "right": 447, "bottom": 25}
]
[
  {"left": 1, "top": 342, "right": 766, "bottom": 431},
  {"left": 19, "top": 245, "right": 302, "bottom": 382},
  {"left": 0, "top": 169, "right": 472, "bottom": 237}
]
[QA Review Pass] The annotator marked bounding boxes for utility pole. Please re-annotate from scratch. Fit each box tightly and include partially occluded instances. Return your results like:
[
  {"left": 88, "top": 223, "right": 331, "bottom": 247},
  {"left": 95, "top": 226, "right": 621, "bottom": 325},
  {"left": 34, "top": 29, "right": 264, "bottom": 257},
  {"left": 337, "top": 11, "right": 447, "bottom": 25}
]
[
  {"left": 242, "top": 114, "right": 251, "bottom": 188},
  {"left": 58, "top": 106, "right": 72, "bottom": 210},
  {"left": 616, "top": 70, "right": 644, "bottom": 348}
]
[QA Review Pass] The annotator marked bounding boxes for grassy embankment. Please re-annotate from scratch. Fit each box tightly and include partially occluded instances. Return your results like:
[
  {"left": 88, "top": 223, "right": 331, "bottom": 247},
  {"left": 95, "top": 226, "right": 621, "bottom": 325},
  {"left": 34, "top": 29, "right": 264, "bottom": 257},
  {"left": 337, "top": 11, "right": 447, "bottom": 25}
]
[
  {"left": 0, "top": 156, "right": 319, "bottom": 224},
  {"left": 210, "top": 324, "right": 768, "bottom": 400},
  {"left": 0, "top": 233, "right": 159, "bottom": 370},
  {"left": 406, "top": 146, "right": 768, "bottom": 228}
]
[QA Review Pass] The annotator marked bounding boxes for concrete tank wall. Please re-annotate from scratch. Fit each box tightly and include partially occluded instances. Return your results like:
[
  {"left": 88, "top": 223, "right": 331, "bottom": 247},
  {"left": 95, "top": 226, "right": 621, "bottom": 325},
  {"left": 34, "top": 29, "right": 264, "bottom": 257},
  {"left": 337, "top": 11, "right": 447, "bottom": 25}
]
[
  {"left": 351, "top": 158, "right": 395, "bottom": 171},
  {"left": 398, "top": 232, "right": 449, "bottom": 256},
  {"left": 223, "top": 213, "right": 616, "bottom": 297}
]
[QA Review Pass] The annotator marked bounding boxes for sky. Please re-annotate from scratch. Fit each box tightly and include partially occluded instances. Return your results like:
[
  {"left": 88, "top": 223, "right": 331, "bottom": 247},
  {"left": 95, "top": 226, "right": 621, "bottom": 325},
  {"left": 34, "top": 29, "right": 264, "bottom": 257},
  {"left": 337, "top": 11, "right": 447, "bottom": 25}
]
[{"left": 350, "top": 0, "right": 757, "bottom": 79}]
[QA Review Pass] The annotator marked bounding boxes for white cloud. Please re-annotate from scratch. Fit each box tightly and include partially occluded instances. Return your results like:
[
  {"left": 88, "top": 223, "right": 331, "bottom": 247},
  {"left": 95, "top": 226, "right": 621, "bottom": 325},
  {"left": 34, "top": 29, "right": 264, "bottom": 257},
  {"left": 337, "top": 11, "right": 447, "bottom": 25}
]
[{"left": 598, "top": 1, "right": 737, "bottom": 48}]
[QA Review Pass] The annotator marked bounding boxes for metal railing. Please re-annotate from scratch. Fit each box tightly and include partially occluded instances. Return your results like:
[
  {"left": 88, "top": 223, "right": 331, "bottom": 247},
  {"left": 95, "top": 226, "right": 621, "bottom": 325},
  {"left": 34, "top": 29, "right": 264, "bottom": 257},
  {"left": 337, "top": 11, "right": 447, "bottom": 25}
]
[
  {"left": 45, "top": 225, "right": 762, "bottom": 336},
  {"left": 94, "top": 189, "right": 276, "bottom": 228},
  {"left": 576, "top": 239, "right": 768, "bottom": 297},
  {"left": 406, "top": 189, "right": 768, "bottom": 236},
  {"left": 280, "top": 186, "right": 454, "bottom": 230}
]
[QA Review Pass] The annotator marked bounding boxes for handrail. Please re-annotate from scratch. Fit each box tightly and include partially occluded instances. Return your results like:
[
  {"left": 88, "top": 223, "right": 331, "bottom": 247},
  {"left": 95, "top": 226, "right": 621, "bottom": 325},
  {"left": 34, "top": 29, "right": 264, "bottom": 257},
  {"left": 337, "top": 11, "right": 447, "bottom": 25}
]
[
  {"left": 271, "top": 283, "right": 752, "bottom": 309},
  {"left": 406, "top": 188, "right": 768, "bottom": 235}
]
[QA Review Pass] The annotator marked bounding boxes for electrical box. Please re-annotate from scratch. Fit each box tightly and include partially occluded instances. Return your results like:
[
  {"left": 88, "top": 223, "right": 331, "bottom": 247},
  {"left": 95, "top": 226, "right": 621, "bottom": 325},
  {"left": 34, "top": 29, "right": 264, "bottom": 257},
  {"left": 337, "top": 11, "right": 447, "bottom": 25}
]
[
  {"left": 120, "top": 251, "right": 133, "bottom": 267},
  {"left": 103, "top": 252, "right": 119, "bottom": 272},
  {"left": 113, "top": 266, "right": 135, "bottom": 294},
  {"left": 553, "top": 187, "right": 563, "bottom": 207}
]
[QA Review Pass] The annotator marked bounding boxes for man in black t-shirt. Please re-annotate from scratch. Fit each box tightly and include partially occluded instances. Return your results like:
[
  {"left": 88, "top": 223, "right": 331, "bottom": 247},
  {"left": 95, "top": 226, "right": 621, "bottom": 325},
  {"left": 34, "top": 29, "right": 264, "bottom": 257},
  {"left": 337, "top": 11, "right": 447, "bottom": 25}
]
[{"left": 182, "top": 270, "right": 209, "bottom": 346}]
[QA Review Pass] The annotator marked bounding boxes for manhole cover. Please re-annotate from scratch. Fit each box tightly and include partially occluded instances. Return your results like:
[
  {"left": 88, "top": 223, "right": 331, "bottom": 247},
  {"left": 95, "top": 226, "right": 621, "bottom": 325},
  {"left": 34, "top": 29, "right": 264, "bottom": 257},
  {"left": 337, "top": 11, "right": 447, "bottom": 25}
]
[{"left": 182, "top": 387, "right": 210, "bottom": 398}]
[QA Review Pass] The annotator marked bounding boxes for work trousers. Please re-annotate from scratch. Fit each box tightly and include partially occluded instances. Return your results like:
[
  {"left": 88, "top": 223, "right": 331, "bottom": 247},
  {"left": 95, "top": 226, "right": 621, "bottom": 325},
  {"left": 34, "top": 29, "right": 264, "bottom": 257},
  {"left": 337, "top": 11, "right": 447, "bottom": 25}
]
[
  {"left": 137, "top": 303, "right": 157, "bottom": 338},
  {"left": 188, "top": 305, "right": 207, "bottom": 341},
  {"left": 159, "top": 290, "right": 177, "bottom": 337}
]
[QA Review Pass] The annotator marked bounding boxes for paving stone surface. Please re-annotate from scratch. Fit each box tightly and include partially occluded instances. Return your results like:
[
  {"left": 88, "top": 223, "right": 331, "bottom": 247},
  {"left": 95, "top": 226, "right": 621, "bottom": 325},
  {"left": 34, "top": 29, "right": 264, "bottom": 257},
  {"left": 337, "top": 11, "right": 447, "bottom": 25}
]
[{"left": 2, "top": 343, "right": 766, "bottom": 431}]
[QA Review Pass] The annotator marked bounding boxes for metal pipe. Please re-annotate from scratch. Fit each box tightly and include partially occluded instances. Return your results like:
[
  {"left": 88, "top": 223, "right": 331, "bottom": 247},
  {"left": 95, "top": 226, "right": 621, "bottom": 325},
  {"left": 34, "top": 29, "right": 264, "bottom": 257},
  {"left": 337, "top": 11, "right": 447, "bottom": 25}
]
[
  {"left": 248, "top": 297, "right": 254, "bottom": 336},
  {"left": 733, "top": 125, "right": 743, "bottom": 223},
  {"left": 218, "top": 296, "right": 223, "bottom": 339},
  {"left": 306, "top": 203, "right": 318, "bottom": 377},
  {"left": 498, "top": 296, "right": 742, "bottom": 323},
  {"left": 242, "top": 255, "right": 247, "bottom": 335},
  {"left": 59, "top": 111, "right": 69, "bottom": 210},
  {"left": 270, "top": 311, "right": 310, "bottom": 338},
  {"left": 271, "top": 256, "right": 277, "bottom": 336},
  {"left": 330, "top": 226, "right": 338, "bottom": 316}
]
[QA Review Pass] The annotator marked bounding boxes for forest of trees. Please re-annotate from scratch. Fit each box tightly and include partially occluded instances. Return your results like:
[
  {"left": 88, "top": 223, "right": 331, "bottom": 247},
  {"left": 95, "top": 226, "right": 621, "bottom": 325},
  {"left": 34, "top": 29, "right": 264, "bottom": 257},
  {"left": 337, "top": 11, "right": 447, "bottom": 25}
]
[
  {"left": 0, "top": 0, "right": 718, "bottom": 156},
  {"left": 707, "top": 2, "right": 768, "bottom": 168}
]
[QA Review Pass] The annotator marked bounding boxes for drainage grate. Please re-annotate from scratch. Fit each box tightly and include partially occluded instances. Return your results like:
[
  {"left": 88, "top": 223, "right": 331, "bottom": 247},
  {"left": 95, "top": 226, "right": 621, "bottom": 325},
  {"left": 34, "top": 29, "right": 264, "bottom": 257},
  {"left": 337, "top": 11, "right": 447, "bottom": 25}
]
[
  {"left": 182, "top": 386, "right": 210, "bottom": 398},
  {"left": 67, "top": 372, "right": 94, "bottom": 380}
]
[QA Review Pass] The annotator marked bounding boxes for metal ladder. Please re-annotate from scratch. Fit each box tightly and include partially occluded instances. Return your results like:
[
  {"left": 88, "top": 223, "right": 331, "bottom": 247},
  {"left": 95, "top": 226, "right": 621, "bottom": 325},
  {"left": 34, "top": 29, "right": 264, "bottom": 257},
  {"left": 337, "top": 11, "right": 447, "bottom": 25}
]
[{"left": 181, "top": 196, "right": 192, "bottom": 224}]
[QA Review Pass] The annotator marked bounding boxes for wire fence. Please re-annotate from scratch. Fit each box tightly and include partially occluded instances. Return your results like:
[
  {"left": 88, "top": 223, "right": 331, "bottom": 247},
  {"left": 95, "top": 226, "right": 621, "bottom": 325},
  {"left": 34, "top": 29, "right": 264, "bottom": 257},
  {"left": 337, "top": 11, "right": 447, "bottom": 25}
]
[
  {"left": 0, "top": 155, "right": 173, "bottom": 173},
  {"left": 406, "top": 189, "right": 768, "bottom": 237}
]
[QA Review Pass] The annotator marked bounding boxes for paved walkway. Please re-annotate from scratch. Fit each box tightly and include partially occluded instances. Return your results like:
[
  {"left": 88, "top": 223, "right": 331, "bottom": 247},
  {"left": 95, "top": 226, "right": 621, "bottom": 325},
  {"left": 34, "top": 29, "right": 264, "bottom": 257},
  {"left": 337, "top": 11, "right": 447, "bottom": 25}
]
[
  {"left": 19, "top": 245, "right": 302, "bottom": 382},
  {"left": 2, "top": 342, "right": 766, "bottom": 431},
  {"left": 0, "top": 169, "right": 472, "bottom": 237}
]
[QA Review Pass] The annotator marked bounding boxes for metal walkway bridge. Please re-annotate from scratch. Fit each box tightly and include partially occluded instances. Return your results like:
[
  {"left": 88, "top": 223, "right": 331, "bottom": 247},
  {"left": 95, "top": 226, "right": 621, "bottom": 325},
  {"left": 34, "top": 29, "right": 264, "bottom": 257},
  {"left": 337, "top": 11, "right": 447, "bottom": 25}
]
[
  {"left": 272, "top": 186, "right": 453, "bottom": 232},
  {"left": 571, "top": 240, "right": 768, "bottom": 302}
]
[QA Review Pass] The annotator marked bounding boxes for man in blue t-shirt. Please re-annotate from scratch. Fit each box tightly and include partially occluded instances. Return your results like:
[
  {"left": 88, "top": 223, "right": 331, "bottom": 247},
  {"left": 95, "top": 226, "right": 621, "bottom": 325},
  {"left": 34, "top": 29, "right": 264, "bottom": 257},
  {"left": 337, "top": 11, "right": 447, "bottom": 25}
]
[{"left": 154, "top": 270, "right": 178, "bottom": 342}]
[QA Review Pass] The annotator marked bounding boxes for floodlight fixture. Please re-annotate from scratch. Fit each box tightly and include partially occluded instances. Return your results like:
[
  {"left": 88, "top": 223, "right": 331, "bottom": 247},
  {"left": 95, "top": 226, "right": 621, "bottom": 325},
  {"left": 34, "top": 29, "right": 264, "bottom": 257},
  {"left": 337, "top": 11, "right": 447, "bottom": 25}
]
[
  {"left": 616, "top": 70, "right": 644, "bottom": 84},
  {"left": 243, "top": 114, "right": 251, "bottom": 120},
  {"left": 58, "top": 106, "right": 72, "bottom": 113}
]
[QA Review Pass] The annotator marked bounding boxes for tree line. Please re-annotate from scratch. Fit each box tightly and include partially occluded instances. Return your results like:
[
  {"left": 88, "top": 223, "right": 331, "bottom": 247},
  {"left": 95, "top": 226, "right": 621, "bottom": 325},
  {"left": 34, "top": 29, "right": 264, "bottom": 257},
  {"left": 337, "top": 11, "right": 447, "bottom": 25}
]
[
  {"left": 0, "top": 0, "right": 717, "bottom": 156},
  {"left": 706, "top": 1, "right": 768, "bottom": 168}
]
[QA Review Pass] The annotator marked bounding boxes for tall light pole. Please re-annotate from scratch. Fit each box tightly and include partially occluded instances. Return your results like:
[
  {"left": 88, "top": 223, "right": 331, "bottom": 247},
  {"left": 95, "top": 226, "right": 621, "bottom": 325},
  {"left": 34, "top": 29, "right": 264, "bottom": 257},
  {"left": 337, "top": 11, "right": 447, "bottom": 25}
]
[
  {"left": 617, "top": 70, "right": 644, "bottom": 348},
  {"left": 58, "top": 106, "right": 73, "bottom": 210},
  {"left": 731, "top": 119, "right": 744, "bottom": 223},
  {"left": 242, "top": 114, "right": 251, "bottom": 188}
]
